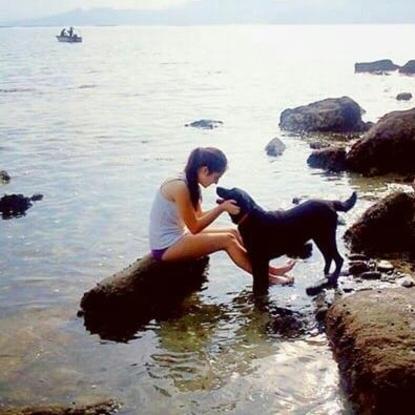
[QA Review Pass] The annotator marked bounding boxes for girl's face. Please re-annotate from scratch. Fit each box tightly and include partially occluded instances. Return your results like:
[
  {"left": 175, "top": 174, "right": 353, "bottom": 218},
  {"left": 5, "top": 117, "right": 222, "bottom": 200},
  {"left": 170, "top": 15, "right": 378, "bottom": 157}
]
[{"left": 198, "top": 166, "right": 224, "bottom": 188}]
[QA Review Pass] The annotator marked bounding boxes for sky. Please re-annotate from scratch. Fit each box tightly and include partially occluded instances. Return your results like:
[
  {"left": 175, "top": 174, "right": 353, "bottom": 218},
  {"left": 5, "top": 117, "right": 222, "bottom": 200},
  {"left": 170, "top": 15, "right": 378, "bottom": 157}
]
[
  {"left": 1, "top": 0, "right": 414, "bottom": 24},
  {"left": 1, "top": 0, "right": 198, "bottom": 20}
]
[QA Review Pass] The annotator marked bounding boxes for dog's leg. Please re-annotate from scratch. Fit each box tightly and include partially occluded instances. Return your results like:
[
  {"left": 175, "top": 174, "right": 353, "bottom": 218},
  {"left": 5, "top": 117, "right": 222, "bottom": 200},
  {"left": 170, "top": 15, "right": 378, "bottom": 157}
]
[
  {"left": 313, "top": 235, "right": 333, "bottom": 275},
  {"left": 306, "top": 228, "right": 342, "bottom": 296},
  {"left": 251, "top": 258, "right": 269, "bottom": 296}
]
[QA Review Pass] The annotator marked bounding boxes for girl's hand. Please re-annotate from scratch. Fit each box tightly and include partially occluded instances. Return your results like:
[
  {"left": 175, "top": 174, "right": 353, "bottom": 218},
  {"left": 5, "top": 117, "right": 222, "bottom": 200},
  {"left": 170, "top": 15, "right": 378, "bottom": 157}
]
[
  {"left": 229, "top": 228, "right": 244, "bottom": 246},
  {"left": 221, "top": 199, "right": 240, "bottom": 215}
]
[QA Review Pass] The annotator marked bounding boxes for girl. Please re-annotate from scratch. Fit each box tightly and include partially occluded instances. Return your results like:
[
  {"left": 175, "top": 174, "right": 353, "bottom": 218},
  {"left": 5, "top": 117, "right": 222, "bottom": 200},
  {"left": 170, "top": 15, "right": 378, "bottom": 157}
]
[{"left": 149, "top": 147, "right": 295, "bottom": 285}]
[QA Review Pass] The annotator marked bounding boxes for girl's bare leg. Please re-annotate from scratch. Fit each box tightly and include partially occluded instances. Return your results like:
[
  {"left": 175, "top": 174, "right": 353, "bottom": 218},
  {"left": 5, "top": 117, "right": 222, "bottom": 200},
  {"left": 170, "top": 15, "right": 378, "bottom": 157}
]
[{"left": 162, "top": 232, "right": 294, "bottom": 285}]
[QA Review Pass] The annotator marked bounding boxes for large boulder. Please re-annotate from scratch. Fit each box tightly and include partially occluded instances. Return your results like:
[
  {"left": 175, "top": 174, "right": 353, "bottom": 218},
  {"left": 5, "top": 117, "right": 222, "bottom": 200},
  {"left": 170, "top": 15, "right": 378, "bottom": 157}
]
[
  {"left": 346, "top": 107, "right": 415, "bottom": 175},
  {"left": 354, "top": 59, "right": 399, "bottom": 73},
  {"left": 344, "top": 192, "right": 415, "bottom": 257},
  {"left": 306, "top": 147, "right": 347, "bottom": 172},
  {"left": 399, "top": 60, "right": 415, "bottom": 75},
  {"left": 326, "top": 288, "right": 415, "bottom": 415},
  {"left": 279, "top": 97, "right": 369, "bottom": 133}
]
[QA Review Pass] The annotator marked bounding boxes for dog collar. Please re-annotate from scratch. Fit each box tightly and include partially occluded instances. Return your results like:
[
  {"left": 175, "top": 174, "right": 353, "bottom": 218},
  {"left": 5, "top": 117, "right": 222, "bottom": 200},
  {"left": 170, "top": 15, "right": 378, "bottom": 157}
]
[{"left": 237, "top": 212, "right": 249, "bottom": 225}]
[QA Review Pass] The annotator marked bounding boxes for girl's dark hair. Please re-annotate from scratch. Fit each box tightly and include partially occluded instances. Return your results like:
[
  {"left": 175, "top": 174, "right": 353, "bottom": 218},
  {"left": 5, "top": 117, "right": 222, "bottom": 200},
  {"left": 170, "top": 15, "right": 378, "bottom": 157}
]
[{"left": 184, "top": 147, "right": 228, "bottom": 208}]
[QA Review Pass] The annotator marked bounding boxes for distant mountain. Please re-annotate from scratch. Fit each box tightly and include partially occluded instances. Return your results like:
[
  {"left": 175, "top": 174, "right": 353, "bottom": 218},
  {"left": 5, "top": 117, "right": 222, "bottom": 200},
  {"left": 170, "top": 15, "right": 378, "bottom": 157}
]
[{"left": 6, "top": 0, "right": 415, "bottom": 26}]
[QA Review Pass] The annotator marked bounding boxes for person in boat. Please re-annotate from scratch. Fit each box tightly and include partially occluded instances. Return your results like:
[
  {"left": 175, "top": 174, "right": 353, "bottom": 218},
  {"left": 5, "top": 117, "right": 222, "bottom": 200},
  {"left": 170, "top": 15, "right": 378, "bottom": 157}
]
[
  {"left": 148, "top": 147, "right": 296, "bottom": 285},
  {"left": 68, "top": 27, "right": 74, "bottom": 37},
  {"left": 60, "top": 28, "right": 67, "bottom": 37}
]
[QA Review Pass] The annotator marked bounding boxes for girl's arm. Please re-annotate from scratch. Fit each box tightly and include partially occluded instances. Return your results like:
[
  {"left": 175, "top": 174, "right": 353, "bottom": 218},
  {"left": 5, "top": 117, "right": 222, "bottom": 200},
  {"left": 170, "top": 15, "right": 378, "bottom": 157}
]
[{"left": 173, "top": 181, "right": 238, "bottom": 234}]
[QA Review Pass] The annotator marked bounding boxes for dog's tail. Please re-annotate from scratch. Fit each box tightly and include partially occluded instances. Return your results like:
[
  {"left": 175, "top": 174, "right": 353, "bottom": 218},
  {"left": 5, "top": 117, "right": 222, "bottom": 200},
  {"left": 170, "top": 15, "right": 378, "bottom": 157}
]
[{"left": 332, "top": 191, "right": 357, "bottom": 212}]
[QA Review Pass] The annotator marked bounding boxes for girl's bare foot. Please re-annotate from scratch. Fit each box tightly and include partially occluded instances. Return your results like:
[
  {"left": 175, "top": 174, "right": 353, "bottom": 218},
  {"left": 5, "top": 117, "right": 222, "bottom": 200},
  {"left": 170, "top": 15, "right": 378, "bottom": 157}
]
[
  {"left": 269, "top": 259, "right": 296, "bottom": 276},
  {"left": 269, "top": 273, "right": 295, "bottom": 286}
]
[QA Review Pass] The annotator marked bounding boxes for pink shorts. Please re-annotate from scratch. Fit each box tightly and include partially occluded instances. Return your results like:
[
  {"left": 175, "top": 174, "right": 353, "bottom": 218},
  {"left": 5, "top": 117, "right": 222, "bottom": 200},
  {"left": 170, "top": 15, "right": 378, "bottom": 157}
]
[{"left": 151, "top": 247, "right": 169, "bottom": 261}]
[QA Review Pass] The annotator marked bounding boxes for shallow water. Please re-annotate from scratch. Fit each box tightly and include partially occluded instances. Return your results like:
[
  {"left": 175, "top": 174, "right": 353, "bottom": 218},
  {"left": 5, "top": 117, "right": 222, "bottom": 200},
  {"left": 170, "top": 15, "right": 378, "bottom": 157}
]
[{"left": 0, "top": 25, "right": 414, "bottom": 413}]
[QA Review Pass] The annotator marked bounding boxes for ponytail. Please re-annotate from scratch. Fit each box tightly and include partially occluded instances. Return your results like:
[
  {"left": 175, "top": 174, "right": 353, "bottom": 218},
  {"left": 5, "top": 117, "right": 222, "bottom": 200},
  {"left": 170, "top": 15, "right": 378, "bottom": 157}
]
[{"left": 184, "top": 147, "right": 227, "bottom": 209}]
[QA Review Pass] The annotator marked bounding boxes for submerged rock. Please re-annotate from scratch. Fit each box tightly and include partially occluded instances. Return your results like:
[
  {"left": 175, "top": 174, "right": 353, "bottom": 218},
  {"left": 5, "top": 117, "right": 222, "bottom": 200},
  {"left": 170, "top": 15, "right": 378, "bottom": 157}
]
[
  {"left": 396, "top": 92, "right": 413, "bottom": 101},
  {"left": 354, "top": 59, "right": 399, "bottom": 73},
  {"left": 185, "top": 119, "right": 223, "bottom": 129},
  {"left": 346, "top": 107, "right": 415, "bottom": 175},
  {"left": 344, "top": 192, "right": 415, "bottom": 257},
  {"left": 307, "top": 147, "right": 347, "bottom": 172},
  {"left": 280, "top": 97, "right": 369, "bottom": 134},
  {"left": 0, "top": 399, "right": 119, "bottom": 415},
  {"left": 326, "top": 288, "right": 415, "bottom": 415},
  {"left": 399, "top": 60, "right": 415, "bottom": 75},
  {"left": 265, "top": 137, "right": 286, "bottom": 156},
  {"left": 0, "top": 193, "right": 43, "bottom": 219}
]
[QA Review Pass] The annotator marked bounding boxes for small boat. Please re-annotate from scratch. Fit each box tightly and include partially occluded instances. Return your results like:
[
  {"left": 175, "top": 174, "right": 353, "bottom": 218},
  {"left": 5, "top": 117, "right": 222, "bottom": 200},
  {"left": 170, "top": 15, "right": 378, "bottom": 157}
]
[{"left": 56, "top": 35, "right": 82, "bottom": 43}]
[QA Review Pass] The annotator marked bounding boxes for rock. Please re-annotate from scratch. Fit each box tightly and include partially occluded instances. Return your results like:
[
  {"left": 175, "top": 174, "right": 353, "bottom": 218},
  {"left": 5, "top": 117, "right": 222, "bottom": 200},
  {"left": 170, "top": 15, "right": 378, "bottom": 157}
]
[
  {"left": 354, "top": 59, "right": 399, "bottom": 73},
  {"left": 348, "top": 260, "right": 370, "bottom": 275},
  {"left": 358, "top": 271, "right": 382, "bottom": 280},
  {"left": 400, "top": 277, "right": 415, "bottom": 288},
  {"left": 344, "top": 192, "right": 415, "bottom": 256},
  {"left": 0, "top": 170, "right": 10, "bottom": 183},
  {"left": 0, "top": 193, "right": 43, "bottom": 219},
  {"left": 399, "top": 60, "right": 415, "bottom": 75},
  {"left": 265, "top": 137, "right": 286, "bottom": 156},
  {"left": 185, "top": 119, "right": 223, "bottom": 129},
  {"left": 396, "top": 92, "right": 413, "bottom": 101},
  {"left": 326, "top": 288, "right": 415, "bottom": 415},
  {"left": 346, "top": 107, "right": 415, "bottom": 175},
  {"left": 377, "top": 260, "right": 394, "bottom": 272},
  {"left": 80, "top": 255, "right": 209, "bottom": 341},
  {"left": 307, "top": 147, "right": 347, "bottom": 172},
  {"left": 347, "top": 253, "right": 369, "bottom": 261},
  {"left": 280, "top": 97, "right": 369, "bottom": 133},
  {"left": 0, "top": 399, "right": 119, "bottom": 415},
  {"left": 309, "top": 141, "right": 330, "bottom": 150}
]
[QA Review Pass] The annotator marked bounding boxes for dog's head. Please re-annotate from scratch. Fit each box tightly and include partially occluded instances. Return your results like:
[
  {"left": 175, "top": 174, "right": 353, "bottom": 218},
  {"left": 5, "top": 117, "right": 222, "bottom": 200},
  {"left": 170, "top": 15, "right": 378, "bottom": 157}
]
[{"left": 216, "top": 186, "right": 257, "bottom": 224}]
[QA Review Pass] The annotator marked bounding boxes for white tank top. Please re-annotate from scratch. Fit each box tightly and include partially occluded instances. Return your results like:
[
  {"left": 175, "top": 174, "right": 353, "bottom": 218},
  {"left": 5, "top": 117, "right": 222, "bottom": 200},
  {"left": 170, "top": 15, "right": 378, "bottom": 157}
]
[{"left": 149, "top": 174, "right": 188, "bottom": 250}]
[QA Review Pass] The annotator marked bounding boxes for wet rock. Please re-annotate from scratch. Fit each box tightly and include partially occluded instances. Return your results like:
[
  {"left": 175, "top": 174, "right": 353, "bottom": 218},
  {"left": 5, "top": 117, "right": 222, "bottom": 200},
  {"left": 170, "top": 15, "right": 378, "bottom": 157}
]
[
  {"left": 309, "top": 141, "right": 330, "bottom": 150},
  {"left": 185, "top": 119, "right": 223, "bottom": 129},
  {"left": 399, "top": 60, "right": 415, "bottom": 75},
  {"left": 80, "top": 255, "right": 209, "bottom": 341},
  {"left": 377, "top": 260, "right": 394, "bottom": 273},
  {"left": 344, "top": 192, "right": 415, "bottom": 256},
  {"left": 326, "top": 288, "right": 415, "bottom": 415},
  {"left": 265, "top": 137, "right": 286, "bottom": 156},
  {"left": 348, "top": 260, "right": 370, "bottom": 275},
  {"left": 280, "top": 97, "right": 369, "bottom": 133},
  {"left": 346, "top": 107, "right": 415, "bottom": 175},
  {"left": 307, "top": 147, "right": 347, "bottom": 172},
  {"left": 0, "top": 193, "right": 43, "bottom": 219},
  {"left": 354, "top": 59, "right": 399, "bottom": 73},
  {"left": 400, "top": 277, "right": 415, "bottom": 288},
  {"left": 358, "top": 271, "right": 382, "bottom": 280},
  {"left": 347, "top": 253, "right": 369, "bottom": 261},
  {"left": 0, "top": 170, "right": 10, "bottom": 183},
  {"left": 396, "top": 92, "right": 413, "bottom": 101},
  {"left": 0, "top": 399, "right": 119, "bottom": 415}
]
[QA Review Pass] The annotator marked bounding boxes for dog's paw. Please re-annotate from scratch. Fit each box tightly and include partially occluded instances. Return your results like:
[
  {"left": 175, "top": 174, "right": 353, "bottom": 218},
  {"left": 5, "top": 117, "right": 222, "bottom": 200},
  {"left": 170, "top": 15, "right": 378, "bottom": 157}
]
[{"left": 306, "top": 276, "right": 338, "bottom": 296}]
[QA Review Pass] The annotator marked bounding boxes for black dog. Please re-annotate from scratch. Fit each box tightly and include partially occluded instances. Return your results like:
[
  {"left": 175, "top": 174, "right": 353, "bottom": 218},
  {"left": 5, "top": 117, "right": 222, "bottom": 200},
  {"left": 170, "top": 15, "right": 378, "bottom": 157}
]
[{"left": 216, "top": 186, "right": 357, "bottom": 296}]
